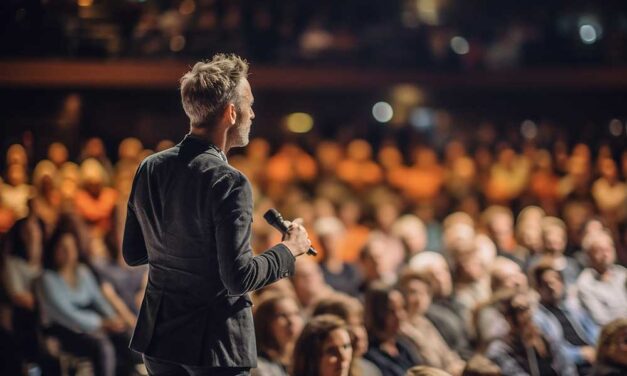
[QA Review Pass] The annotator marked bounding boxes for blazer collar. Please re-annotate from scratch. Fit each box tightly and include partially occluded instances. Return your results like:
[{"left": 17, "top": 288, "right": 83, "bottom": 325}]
[{"left": 179, "top": 134, "right": 227, "bottom": 162}]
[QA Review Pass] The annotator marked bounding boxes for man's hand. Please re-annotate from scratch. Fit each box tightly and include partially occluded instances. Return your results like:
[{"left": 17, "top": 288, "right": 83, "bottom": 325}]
[
  {"left": 102, "top": 317, "right": 126, "bottom": 333},
  {"left": 281, "top": 218, "right": 311, "bottom": 258},
  {"left": 580, "top": 346, "right": 596, "bottom": 363}
]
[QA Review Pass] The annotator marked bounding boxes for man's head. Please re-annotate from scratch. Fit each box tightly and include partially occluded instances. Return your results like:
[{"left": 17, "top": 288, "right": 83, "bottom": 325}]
[
  {"left": 490, "top": 256, "right": 527, "bottom": 293},
  {"left": 408, "top": 251, "right": 453, "bottom": 298},
  {"left": 541, "top": 216, "right": 567, "bottom": 256},
  {"left": 532, "top": 259, "right": 565, "bottom": 306},
  {"left": 582, "top": 230, "right": 616, "bottom": 274},
  {"left": 180, "top": 54, "right": 254, "bottom": 147}
]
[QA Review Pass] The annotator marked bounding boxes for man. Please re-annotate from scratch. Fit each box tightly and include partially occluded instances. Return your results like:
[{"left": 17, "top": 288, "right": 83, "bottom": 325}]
[
  {"left": 475, "top": 257, "right": 529, "bottom": 346},
  {"left": 576, "top": 230, "right": 627, "bottom": 326},
  {"left": 408, "top": 251, "right": 473, "bottom": 360},
  {"left": 122, "top": 54, "right": 311, "bottom": 376},
  {"left": 529, "top": 216, "right": 581, "bottom": 287},
  {"left": 532, "top": 259, "right": 598, "bottom": 375},
  {"left": 397, "top": 269, "right": 466, "bottom": 375}
]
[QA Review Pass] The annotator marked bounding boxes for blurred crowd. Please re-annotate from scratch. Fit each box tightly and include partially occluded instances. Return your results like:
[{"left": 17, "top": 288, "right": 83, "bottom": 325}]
[
  {"left": 0, "top": 131, "right": 626, "bottom": 376},
  {"left": 4, "top": 0, "right": 627, "bottom": 69}
]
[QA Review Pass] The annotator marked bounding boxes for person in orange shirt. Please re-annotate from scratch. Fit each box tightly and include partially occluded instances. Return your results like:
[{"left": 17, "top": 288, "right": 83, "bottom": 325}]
[
  {"left": 74, "top": 158, "right": 118, "bottom": 237},
  {"left": 402, "top": 147, "right": 444, "bottom": 205},
  {"left": 337, "top": 199, "right": 370, "bottom": 263},
  {"left": 336, "top": 140, "right": 382, "bottom": 191}
]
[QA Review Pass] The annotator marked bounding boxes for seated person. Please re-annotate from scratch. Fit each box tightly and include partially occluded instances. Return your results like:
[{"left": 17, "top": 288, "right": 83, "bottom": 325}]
[
  {"left": 592, "top": 318, "right": 627, "bottom": 376},
  {"left": 486, "top": 291, "right": 576, "bottom": 376},
  {"left": 398, "top": 270, "right": 466, "bottom": 376},
  {"left": 577, "top": 230, "right": 627, "bottom": 326},
  {"left": 292, "top": 314, "right": 355, "bottom": 376},
  {"left": 363, "top": 282, "right": 423, "bottom": 376},
  {"left": 532, "top": 259, "right": 598, "bottom": 375},
  {"left": 313, "top": 293, "right": 383, "bottom": 376},
  {"left": 409, "top": 251, "right": 472, "bottom": 359},
  {"left": 40, "top": 229, "right": 130, "bottom": 376},
  {"left": 315, "top": 217, "right": 363, "bottom": 297},
  {"left": 252, "top": 294, "right": 304, "bottom": 376}
]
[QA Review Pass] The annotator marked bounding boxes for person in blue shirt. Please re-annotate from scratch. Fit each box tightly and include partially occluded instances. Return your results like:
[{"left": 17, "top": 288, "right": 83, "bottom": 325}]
[
  {"left": 40, "top": 227, "right": 128, "bottom": 376},
  {"left": 531, "top": 259, "right": 599, "bottom": 375}
]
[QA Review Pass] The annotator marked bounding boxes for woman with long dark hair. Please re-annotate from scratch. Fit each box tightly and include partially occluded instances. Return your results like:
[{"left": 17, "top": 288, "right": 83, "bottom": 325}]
[
  {"left": 363, "top": 282, "right": 423, "bottom": 376},
  {"left": 293, "top": 314, "right": 355, "bottom": 376},
  {"left": 253, "top": 294, "right": 304, "bottom": 376}
]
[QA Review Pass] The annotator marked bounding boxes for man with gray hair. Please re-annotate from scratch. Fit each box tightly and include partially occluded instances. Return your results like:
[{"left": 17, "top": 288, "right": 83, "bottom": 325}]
[
  {"left": 122, "top": 54, "right": 311, "bottom": 376},
  {"left": 576, "top": 230, "right": 627, "bottom": 326}
]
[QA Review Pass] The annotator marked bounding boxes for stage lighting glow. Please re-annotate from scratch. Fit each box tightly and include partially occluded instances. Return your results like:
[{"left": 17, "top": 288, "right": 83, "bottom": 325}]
[
  {"left": 372, "top": 102, "right": 394, "bottom": 123},
  {"left": 609, "top": 119, "right": 623, "bottom": 136},
  {"left": 170, "top": 35, "right": 186, "bottom": 52},
  {"left": 450, "top": 36, "right": 469, "bottom": 55},
  {"left": 286, "top": 112, "right": 314, "bottom": 133},
  {"left": 410, "top": 108, "right": 435, "bottom": 129},
  {"left": 179, "top": 0, "right": 196, "bottom": 15},
  {"left": 579, "top": 25, "right": 598, "bottom": 44},
  {"left": 78, "top": 0, "right": 93, "bottom": 6},
  {"left": 521, "top": 120, "right": 538, "bottom": 140}
]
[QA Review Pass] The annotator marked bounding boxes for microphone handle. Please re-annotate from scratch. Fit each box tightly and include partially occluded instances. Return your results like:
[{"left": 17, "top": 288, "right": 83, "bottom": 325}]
[{"left": 271, "top": 221, "right": 317, "bottom": 256}]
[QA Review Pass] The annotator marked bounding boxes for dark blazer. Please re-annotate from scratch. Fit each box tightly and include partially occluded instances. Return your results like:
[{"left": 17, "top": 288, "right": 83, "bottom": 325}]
[{"left": 122, "top": 135, "right": 295, "bottom": 367}]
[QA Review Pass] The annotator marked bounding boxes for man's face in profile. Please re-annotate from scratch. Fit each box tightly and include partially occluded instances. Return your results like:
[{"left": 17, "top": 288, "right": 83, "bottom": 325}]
[{"left": 229, "top": 78, "right": 255, "bottom": 148}]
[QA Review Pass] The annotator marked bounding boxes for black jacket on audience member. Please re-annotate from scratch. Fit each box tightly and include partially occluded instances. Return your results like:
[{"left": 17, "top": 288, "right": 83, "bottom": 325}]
[{"left": 122, "top": 135, "right": 296, "bottom": 367}]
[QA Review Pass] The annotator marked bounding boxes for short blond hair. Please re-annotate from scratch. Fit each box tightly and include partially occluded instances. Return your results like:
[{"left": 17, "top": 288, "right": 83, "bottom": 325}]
[{"left": 180, "top": 54, "right": 249, "bottom": 128}]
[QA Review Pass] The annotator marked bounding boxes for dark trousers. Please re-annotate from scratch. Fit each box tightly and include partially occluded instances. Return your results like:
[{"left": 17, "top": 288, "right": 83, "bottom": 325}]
[
  {"left": 143, "top": 354, "right": 250, "bottom": 376},
  {"left": 47, "top": 325, "right": 116, "bottom": 376}
]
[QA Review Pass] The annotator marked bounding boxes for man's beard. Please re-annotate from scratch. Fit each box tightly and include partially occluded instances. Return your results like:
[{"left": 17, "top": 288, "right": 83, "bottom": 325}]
[{"left": 227, "top": 110, "right": 250, "bottom": 148}]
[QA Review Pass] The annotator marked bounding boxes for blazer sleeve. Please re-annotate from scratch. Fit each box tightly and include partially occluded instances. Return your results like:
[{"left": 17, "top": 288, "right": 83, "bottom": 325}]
[
  {"left": 122, "top": 163, "right": 148, "bottom": 267},
  {"left": 212, "top": 170, "right": 295, "bottom": 296}
]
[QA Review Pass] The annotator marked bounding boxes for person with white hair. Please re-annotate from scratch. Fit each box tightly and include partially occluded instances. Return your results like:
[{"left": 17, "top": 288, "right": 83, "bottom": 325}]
[
  {"left": 391, "top": 214, "right": 430, "bottom": 261},
  {"left": 409, "top": 251, "right": 472, "bottom": 359},
  {"left": 576, "top": 231, "right": 627, "bottom": 326}
]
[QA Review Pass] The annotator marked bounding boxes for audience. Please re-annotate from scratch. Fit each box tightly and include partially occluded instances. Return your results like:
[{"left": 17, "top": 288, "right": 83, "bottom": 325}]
[{"left": 0, "top": 133, "right": 625, "bottom": 375}]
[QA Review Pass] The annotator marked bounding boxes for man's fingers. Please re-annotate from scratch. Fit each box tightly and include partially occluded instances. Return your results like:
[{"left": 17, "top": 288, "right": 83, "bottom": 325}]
[{"left": 292, "top": 218, "right": 304, "bottom": 226}]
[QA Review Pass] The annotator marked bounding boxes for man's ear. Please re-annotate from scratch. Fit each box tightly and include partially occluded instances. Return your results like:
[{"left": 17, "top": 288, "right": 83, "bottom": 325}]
[{"left": 223, "top": 103, "right": 237, "bottom": 126}]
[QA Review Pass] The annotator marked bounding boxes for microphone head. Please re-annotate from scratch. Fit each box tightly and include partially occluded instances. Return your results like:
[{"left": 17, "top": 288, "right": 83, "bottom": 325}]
[{"left": 263, "top": 208, "right": 283, "bottom": 226}]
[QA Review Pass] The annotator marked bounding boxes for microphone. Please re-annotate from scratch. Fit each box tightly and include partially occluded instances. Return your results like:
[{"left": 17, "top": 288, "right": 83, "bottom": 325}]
[{"left": 263, "top": 208, "right": 317, "bottom": 256}]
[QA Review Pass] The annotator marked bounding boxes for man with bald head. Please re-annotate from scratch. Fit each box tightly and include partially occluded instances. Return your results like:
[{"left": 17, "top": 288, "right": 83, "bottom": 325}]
[{"left": 576, "top": 231, "right": 627, "bottom": 326}]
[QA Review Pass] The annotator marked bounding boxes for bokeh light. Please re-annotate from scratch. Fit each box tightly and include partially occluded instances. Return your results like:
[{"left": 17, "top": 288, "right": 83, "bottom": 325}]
[
  {"left": 450, "top": 36, "right": 469, "bottom": 55},
  {"left": 609, "top": 118, "right": 623, "bottom": 136},
  {"left": 372, "top": 102, "right": 394, "bottom": 123},
  {"left": 579, "top": 25, "right": 598, "bottom": 44},
  {"left": 170, "top": 35, "right": 186, "bottom": 52},
  {"left": 286, "top": 112, "right": 314, "bottom": 133},
  {"left": 521, "top": 120, "right": 538, "bottom": 139},
  {"left": 410, "top": 108, "right": 435, "bottom": 129}
]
